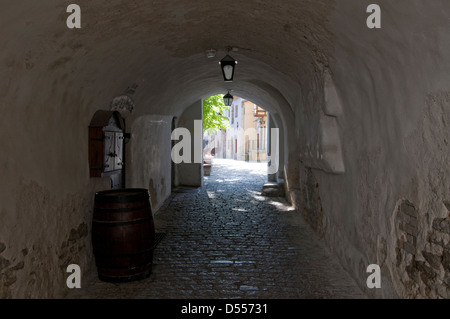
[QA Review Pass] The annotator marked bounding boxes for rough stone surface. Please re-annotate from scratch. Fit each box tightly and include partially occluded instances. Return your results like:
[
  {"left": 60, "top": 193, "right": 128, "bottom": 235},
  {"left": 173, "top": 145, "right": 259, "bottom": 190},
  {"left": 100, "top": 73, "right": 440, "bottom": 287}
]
[
  {"left": 298, "top": 168, "right": 324, "bottom": 238},
  {"left": 433, "top": 219, "right": 450, "bottom": 235},
  {"left": 0, "top": 179, "right": 108, "bottom": 298},
  {"left": 66, "top": 159, "right": 366, "bottom": 299},
  {"left": 261, "top": 182, "right": 285, "bottom": 197},
  {"left": 392, "top": 200, "right": 450, "bottom": 298}
]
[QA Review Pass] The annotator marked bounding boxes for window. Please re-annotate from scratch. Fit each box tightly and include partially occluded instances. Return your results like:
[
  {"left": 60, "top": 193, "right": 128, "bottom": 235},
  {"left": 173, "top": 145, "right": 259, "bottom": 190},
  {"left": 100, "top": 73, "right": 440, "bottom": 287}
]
[{"left": 235, "top": 105, "right": 238, "bottom": 117}]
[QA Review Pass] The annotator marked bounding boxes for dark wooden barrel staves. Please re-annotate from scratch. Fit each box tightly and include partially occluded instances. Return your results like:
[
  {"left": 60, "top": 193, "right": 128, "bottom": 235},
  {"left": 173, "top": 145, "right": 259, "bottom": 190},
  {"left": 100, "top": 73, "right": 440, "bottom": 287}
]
[{"left": 92, "top": 188, "right": 155, "bottom": 282}]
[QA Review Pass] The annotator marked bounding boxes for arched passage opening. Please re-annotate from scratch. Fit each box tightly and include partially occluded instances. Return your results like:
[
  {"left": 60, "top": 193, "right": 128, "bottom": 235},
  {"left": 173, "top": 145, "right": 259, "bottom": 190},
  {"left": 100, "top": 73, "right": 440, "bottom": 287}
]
[
  {"left": 202, "top": 95, "right": 287, "bottom": 198},
  {"left": 203, "top": 97, "right": 269, "bottom": 163},
  {"left": 125, "top": 76, "right": 296, "bottom": 211}
]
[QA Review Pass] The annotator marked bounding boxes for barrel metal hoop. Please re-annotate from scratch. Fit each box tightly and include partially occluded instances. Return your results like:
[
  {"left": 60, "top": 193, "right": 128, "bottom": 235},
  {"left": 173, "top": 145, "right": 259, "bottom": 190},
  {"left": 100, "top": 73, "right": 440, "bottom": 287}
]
[
  {"left": 93, "top": 204, "right": 151, "bottom": 214},
  {"left": 92, "top": 217, "right": 154, "bottom": 226},
  {"left": 94, "top": 189, "right": 150, "bottom": 204}
]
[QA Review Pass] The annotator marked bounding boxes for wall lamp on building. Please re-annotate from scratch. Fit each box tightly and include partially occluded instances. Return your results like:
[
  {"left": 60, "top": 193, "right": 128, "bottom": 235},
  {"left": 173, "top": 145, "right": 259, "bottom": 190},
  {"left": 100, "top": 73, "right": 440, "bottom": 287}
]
[
  {"left": 223, "top": 91, "right": 233, "bottom": 107},
  {"left": 219, "top": 54, "right": 237, "bottom": 82}
]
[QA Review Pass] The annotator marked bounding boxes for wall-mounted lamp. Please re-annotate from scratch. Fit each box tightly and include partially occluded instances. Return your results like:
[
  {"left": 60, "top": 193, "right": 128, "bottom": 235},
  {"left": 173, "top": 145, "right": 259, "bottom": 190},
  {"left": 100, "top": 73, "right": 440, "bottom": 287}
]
[
  {"left": 223, "top": 91, "right": 233, "bottom": 107},
  {"left": 219, "top": 54, "right": 237, "bottom": 82},
  {"left": 206, "top": 49, "right": 216, "bottom": 58}
]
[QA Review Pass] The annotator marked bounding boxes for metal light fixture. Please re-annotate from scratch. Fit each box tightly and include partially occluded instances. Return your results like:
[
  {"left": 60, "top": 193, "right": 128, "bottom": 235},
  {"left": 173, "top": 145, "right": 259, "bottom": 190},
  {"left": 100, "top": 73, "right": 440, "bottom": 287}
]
[
  {"left": 205, "top": 49, "right": 216, "bottom": 58},
  {"left": 223, "top": 91, "right": 233, "bottom": 106},
  {"left": 219, "top": 54, "right": 237, "bottom": 82}
]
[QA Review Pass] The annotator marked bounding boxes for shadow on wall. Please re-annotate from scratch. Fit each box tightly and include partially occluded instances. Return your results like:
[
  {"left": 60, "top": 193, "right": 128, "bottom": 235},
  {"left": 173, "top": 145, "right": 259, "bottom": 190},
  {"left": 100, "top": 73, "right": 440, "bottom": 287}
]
[{"left": 148, "top": 177, "right": 167, "bottom": 211}]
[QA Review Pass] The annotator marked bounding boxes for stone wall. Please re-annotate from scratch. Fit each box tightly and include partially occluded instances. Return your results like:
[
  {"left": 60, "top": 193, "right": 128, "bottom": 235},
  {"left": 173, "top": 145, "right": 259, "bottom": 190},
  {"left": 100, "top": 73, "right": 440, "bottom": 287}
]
[
  {"left": 292, "top": 1, "right": 450, "bottom": 299},
  {"left": 393, "top": 200, "right": 450, "bottom": 298},
  {"left": 0, "top": 179, "right": 109, "bottom": 298},
  {"left": 175, "top": 100, "right": 204, "bottom": 187},
  {"left": 127, "top": 114, "right": 173, "bottom": 212}
]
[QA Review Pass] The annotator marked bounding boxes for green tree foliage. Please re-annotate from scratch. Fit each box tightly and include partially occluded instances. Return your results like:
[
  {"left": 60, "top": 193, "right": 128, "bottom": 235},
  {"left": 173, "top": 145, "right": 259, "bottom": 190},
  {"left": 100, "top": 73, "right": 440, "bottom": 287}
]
[{"left": 203, "top": 94, "right": 230, "bottom": 133}]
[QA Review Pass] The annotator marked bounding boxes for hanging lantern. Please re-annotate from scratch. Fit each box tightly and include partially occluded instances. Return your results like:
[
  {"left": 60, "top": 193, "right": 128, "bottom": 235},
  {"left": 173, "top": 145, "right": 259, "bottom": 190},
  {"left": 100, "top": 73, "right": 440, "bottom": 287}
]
[
  {"left": 219, "top": 54, "right": 237, "bottom": 82},
  {"left": 223, "top": 91, "right": 233, "bottom": 106}
]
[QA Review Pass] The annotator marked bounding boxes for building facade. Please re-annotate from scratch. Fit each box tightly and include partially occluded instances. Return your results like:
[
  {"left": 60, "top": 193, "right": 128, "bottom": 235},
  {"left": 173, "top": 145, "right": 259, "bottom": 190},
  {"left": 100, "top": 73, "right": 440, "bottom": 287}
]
[{"left": 204, "top": 97, "right": 268, "bottom": 162}]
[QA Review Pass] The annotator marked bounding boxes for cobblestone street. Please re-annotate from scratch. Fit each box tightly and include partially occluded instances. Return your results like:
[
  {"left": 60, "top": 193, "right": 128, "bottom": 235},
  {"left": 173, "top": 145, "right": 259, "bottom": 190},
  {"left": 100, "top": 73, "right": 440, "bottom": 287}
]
[{"left": 67, "top": 159, "right": 366, "bottom": 299}]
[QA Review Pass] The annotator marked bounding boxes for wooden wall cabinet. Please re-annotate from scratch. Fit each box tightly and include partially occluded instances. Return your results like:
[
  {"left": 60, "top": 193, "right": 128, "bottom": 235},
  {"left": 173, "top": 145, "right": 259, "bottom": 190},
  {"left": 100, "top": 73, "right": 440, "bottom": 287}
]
[{"left": 89, "top": 110, "right": 125, "bottom": 178}]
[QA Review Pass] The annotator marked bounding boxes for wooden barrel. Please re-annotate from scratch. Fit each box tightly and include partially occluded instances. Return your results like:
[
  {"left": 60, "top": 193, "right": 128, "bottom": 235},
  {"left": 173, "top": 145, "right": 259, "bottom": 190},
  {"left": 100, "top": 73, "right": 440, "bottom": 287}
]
[{"left": 92, "top": 188, "right": 155, "bottom": 282}]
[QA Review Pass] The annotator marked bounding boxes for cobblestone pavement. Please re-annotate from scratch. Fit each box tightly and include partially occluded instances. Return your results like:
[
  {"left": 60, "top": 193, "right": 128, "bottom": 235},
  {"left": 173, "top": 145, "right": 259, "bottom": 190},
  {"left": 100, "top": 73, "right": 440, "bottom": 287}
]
[{"left": 67, "top": 159, "right": 367, "bottom": 299}]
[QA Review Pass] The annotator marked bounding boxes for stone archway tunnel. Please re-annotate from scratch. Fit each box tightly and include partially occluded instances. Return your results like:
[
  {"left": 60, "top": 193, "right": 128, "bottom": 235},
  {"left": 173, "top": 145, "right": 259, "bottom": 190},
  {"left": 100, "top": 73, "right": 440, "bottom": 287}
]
[{"left": 0, "top": 1, "right": 449, "bottom": 299}]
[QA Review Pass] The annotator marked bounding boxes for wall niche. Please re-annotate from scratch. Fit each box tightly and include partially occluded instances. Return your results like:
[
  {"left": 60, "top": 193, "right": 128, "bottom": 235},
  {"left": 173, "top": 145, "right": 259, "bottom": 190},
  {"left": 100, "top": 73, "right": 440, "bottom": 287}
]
[{"left": 88, "top": 110, "right": 126, "bottom": 189}]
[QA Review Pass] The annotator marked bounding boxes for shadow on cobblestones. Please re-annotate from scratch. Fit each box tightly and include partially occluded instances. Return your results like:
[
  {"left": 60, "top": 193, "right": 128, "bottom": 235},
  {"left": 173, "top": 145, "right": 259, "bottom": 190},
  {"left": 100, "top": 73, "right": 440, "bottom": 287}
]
[{"left": 67, "top": 159, "right": 367, "bottom": 299}]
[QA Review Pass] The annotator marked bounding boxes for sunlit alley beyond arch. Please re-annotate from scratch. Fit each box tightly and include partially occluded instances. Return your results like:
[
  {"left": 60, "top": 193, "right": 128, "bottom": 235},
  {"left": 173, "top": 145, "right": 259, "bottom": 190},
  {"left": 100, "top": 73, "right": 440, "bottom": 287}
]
[{"left": 0, "top": 1, "right": 449, "bottom": 299}]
